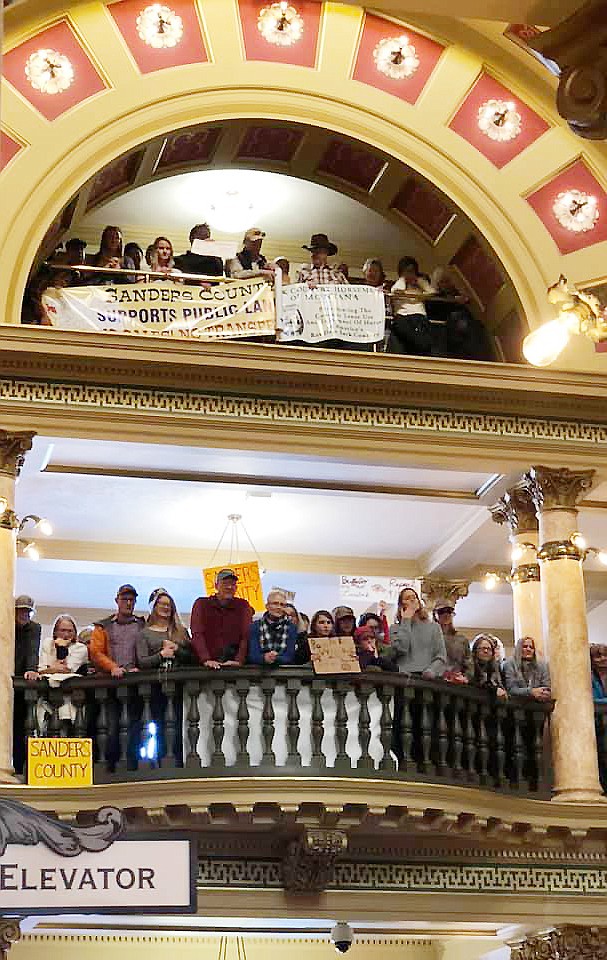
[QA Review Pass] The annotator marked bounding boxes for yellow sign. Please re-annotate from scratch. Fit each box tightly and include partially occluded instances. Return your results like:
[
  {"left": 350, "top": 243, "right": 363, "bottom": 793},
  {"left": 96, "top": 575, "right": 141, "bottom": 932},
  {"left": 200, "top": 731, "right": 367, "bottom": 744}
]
[
  {"left": 28, "top": 738, "right": 93, "bottom": 788},
  {"left": 202, "top": 561, "right": 264, "bottom": 613}
]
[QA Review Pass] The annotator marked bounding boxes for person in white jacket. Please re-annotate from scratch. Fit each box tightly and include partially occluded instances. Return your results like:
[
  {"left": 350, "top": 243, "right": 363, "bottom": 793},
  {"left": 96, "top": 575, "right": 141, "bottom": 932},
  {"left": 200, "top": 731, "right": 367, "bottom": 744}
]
[{"left": 37, "top": 614, "right": 88, "bottom": 730}]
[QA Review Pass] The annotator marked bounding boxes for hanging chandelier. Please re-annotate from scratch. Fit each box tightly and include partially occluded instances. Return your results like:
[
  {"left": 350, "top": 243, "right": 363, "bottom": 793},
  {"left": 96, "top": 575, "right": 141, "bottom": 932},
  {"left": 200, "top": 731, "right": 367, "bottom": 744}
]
[
  {"left": 373, "top": 35, "right": 419, "bottom": 81},
  {"left": 552, "top": 189, "right": 599, "bottom": 233},
  {"left": 136, "top": 3, "right": 184, "bottom": 49},
  {"left": 25, "top": 49, "right": 74, "bottom": 95},
  {"left": 257, "top": 2, "right": 304, "bottom": 47},
  {"left": 477, "top": 99, "right": 522, "bottom": 142}
]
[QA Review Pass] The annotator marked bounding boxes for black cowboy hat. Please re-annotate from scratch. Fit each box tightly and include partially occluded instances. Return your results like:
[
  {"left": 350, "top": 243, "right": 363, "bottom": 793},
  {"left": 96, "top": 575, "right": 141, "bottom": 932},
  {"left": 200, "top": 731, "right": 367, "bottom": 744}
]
[{"left": 303, "top": 233, "right": 338, "bottom": 256}]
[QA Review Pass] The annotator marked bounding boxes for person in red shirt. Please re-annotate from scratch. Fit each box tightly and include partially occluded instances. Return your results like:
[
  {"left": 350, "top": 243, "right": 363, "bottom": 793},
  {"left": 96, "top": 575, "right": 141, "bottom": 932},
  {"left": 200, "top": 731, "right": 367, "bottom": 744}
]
[{"left": 190, "top": 569, "right": 253, "bottom": 669}]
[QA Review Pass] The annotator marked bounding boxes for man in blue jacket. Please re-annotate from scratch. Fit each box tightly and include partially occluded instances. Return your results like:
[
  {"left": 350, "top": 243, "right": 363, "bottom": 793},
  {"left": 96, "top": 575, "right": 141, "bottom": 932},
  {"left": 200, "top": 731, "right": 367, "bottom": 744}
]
[{"left": 248, "top": 589, "right": 297, "bottom": 666}]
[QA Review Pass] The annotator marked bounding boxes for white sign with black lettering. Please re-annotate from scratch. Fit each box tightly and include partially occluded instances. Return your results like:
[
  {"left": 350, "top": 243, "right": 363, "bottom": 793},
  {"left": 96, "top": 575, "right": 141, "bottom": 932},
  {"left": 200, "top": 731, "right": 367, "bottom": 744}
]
[
  {"left": 277, "top": 283, "right": 385, "bottom": 344},
  {"left": 0, "top": 839, "right": 193, "bottom": 912}
]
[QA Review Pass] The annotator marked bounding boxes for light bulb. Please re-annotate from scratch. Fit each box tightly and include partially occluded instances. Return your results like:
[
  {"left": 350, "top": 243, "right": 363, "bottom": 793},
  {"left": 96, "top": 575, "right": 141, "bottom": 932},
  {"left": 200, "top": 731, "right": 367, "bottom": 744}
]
[
  {"left": 37, "top": 518, "right": 53, "bottom": 536},
  {"left": 484, "top": 573, "right": 499, "bottom": 591},
  {"left": 598, "top": 551, "right": 607, "bottom": 566},
  {"left": 0, "top": 497, "right": 7, "bottom": 513},
  {"left": 571, "top": 532, "right": 587, "bottom": 551},
  {"left": 523, "top": 318, "right": 571, "bottom": 367},
  {"left": 23, "top": 542, "right": 40, "bottom": 562},
  {"left": 511, "top": 543, "right": 524, "bottom": 563}
]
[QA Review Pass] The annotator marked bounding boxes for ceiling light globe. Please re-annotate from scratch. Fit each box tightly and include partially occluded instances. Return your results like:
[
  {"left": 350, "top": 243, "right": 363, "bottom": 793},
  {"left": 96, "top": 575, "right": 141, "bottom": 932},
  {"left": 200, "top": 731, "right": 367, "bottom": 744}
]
[
  {"left": 571, "top": 532, "right": 587, "bottom": 551},
  {"left": 477, "top": 98, "right": 522, "bottom": 142},
  {"left": 25, "top": 49, "right": 74, "bottom": 95},
  {"left": 484, "top": 573, "right": 499, "bottom": 591},
  {"left": 257, "top": 2, "right": 304, "bottom": 46},
  {"left": 522, "top": 318, "right": 571, "bottom": 367},
  {"left": 552, "top": 189, "right": 599, "bottom": 233},
  {"left": 598, "top": 551, "right": 607, "bottom": 566},
  {"left": 373, "top": 35, "right": 419, "bottom": 80},
  {"left": 136, "top": 4, "right": 184, "bottom": 49},
  {"left": 38, "top": 518, "right": 53, "bottom": 537},
  {"left": 23, "top": 542, "right": 40, "bottom": 562}
]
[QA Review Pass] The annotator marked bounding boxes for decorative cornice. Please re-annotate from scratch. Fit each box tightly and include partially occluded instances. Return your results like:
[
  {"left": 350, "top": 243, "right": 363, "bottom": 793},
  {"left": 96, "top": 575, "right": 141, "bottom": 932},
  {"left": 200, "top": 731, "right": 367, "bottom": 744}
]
[
  {"left": 282, "top": 828, "right": 348, "bottom": 892},
  {"left": 523, "top": 465, "right": 596, "bottom": 512},
  {"left": 0, "top": 429, "right": 34, "bottom": 478},
  {"left": 510, "top": 925, "right": 607, "bottom": 960},
  {"left": 0, "top": 920, "right": 20, "bottom": 957}
]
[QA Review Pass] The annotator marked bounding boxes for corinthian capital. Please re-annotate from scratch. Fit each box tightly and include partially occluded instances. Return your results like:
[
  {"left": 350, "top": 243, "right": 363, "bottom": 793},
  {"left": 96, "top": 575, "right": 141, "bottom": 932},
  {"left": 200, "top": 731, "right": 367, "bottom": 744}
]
[
  {"left": 509, "top": 925, "right": 607, "bottom": 960},
  {"left": 490, "top": 485, "right": 537, "bottom": 535},
  {"left": 529, "top": 2, "right": 607, "bottom": 139},
  {"left": 523, "top": 465, "right": 595, "bottom": 512},
  {"left": 421, "top": 579, "right": 469, "bottom": 610},
  {"left": 0, "top": 431, "right": 35, "bottom": 478}
]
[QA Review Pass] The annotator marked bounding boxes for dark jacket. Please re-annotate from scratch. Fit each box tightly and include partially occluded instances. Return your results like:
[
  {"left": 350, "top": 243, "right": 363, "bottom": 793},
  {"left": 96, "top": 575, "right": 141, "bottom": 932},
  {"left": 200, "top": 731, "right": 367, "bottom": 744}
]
[
  {"left": 174, "top": 251, "right": 224, "bottom": 277},
  {"left": 247, "top": 619, "right": 297, "bottom": 666},
  {"left": 14, "top": 620, "right": 41, "bottom": 675},
  {"left": 190, "top": 595, "right": 253, "bottom": 665}
]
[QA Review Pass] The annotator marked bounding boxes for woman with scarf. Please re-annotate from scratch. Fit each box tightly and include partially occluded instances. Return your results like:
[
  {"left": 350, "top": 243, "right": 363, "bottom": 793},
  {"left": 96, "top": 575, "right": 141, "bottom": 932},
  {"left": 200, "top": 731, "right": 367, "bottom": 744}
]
[
  {"left": 502, "top": 636, "right": 551, "bottom": 700},
  {"left": 248, "top": 589, "right": 297, "bottom": 666}
]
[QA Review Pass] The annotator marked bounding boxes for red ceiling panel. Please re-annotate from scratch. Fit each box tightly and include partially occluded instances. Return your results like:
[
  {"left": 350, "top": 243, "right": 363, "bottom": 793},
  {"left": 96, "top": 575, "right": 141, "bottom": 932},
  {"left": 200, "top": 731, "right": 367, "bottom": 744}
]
[
  {"left": 451, "top": 235, "right": 504, "bottom": 309},
  {"left": 86, "top": 149, "right": 143, "bottom": 210},
  {"left": 526, "top": 159, "right": 607, "bottom": 255},
  {"left": 391, "top": 178, "right": 453, "bottom": 242},
  {"left": 353, "top": 13, "right": 444, "bottom": 105},
  {"left": 237, "top": 125, "right": 304, "bottom": 163},
  {"left": 449, "top": 72, "right": 549, "bottom": 169},
  {"left": 3, "top": 20, "right": 106, "bottom": 121},
  {"left": 238, "top": 0, "right": 321, "bottom": 67},
  {"left": 0, "top": 132, "right": 22, "bottom": 172},
  {"left": 317, "top": 139, "right": 384, "bottom": 192},
  {"left": 107, "top": 0, "right": 207, "bottom": 73},
  {"left": 157, "top": 128, "right": 222, "bottom": 169},
  {"left": 40, "top": 196, "right": 78, "bottom": 256}
]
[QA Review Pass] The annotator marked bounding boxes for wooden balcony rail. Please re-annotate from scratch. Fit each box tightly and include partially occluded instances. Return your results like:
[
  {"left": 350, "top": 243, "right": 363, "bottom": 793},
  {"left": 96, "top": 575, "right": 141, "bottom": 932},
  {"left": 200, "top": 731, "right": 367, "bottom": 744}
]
[{"left": 14, "top": 669, "right": 553, "bottom": 796}]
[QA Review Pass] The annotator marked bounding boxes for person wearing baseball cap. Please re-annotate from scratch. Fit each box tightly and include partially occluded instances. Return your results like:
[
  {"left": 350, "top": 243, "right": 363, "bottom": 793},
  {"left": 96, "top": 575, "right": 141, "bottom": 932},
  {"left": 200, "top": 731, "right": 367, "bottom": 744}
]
[
  {"left": 190, "top": 569, "right": 253, "bottom": 670},
  {"left": 226, "top": 227, "right": 274, "bottom": 280},
  {"left": 433, "top": 601, "right": 471, "bottom": 680},
  {"left": 90, "top": 584, "right": 144, "bottom": 678},
  {"left": 13, "top": 595, "right": 41, "bottom": 775}
]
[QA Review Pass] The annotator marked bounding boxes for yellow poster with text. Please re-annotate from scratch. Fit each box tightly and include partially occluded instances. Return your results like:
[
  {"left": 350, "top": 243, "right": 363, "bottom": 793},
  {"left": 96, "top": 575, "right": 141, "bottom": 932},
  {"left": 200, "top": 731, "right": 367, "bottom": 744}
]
[
  {"left": 28, "top": 738, "right": 93, "bottom": 788},
  {"left": 202, "top": 561, "right": 264, "bottom": 613}
]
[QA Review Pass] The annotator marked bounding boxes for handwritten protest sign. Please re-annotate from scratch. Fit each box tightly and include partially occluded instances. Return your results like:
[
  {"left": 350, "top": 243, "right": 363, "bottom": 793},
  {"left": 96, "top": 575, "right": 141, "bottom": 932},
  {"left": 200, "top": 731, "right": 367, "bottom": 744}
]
[
  {"left": 202, "top": 561, "right": 264, "bottom": 613},
  {"left": 309, "top": 636, "right": 361, "bottom": 675},
  {"left": 277, "top": 283, "right": 385, "bottom": 344},
  {"left": 41, "top": 279, "right": 275, "bottom": 340},
  {"left": 339, "top": 576, "right": 421, "bottom": 605}
]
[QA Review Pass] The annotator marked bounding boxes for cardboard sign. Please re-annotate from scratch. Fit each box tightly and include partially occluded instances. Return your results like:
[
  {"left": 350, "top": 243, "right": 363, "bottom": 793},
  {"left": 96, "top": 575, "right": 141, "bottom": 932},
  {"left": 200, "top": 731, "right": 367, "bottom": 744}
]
[
  {"left": 309, "top": 636, "right": 361, "bottom": 675},
  {"left": 28, "top": 738, "right": 93, "bottom": 788},
  {"left": 202, "top": 561, "right": 264, "bottom": 613}
]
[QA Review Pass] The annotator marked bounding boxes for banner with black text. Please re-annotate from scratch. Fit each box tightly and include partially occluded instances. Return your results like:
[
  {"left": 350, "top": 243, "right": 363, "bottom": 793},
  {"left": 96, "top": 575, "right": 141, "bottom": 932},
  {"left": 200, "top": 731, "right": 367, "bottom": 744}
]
[{"left": 277, "top": 283, "right": 385, "bottom": 344}]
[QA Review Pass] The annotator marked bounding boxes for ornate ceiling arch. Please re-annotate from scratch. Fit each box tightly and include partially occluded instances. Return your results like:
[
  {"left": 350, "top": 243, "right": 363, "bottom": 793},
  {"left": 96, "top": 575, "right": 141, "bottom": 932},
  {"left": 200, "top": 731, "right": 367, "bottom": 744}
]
[{"left": 2, "top": 0, "right": 607, "bottom": 370}]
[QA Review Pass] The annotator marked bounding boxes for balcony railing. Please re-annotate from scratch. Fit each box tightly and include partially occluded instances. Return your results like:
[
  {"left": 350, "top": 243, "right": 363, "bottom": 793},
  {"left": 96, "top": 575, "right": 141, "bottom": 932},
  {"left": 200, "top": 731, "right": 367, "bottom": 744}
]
[{"left": 14, "top": 668, "right": 553, "bottom": 796}]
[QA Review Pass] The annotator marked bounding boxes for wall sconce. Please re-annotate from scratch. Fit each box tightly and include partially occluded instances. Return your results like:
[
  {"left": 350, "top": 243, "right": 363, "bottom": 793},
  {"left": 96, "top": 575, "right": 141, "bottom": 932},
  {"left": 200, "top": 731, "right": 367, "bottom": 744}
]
[
  {"left": 477, "top": 99, "right": 522, "bottom": 142},
  {"left": 523, "top": 275, "right": 607, "bottom": 367},
  {"left": 25, "top": 49, "right": 74, "bottom": 95},
  {"left": 484, "top": 532, "right": 607, "bottom": 589},
  {"left": 257, "top": 2, "right": 304, "bottom": 47},
  {"left": 136, "top": 4, "right": 184, "bottom": 49},
  {"left": 373, "top": 35, "right": 419, "bottom": 80},
  {"left": 16, "top": 514, "right": 53, "bottom": 563},
  {"left": 552, "top": 189, "right": 599, "bottom": 233}
]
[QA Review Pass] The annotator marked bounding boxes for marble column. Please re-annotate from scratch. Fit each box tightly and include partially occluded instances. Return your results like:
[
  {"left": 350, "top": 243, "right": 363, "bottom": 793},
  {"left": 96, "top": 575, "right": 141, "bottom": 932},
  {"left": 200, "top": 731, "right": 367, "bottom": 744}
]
[
  {"left": 524, "top": 464, "right": 602, "bottom": 803},
  {"left": 490, "top": 486, "right": 544, "bottom": 654},
  {"left": 420, "top": 579, "right": 469, "bottom": 611},
  {"left": 0, "top": 430, "right": 35, "bottom": 782}
]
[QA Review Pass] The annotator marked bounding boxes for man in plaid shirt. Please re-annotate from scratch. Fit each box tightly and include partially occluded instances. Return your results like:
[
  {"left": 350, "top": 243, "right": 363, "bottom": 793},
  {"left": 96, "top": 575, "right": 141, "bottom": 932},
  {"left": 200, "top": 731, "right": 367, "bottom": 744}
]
[{"left": 297, "top": 233, "right": 348, "bottom": 285}]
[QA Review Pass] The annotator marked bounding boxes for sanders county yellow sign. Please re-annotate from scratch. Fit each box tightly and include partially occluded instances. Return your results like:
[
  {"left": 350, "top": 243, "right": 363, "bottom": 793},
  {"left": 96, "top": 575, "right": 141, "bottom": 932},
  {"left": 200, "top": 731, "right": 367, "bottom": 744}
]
[
  {"left": 202, "top": 561, "right": 264, "bottom": 613},
  {"left": 28, "top": 738, "right": 93, "bottom": 788}
]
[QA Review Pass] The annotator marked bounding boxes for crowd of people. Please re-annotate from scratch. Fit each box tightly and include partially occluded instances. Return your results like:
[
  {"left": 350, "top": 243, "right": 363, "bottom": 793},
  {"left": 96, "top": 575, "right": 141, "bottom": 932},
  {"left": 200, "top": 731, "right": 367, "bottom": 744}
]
[
  {"left": 22, "top": 223, "right": 491, "bottom": 360},
  {"left": 12, "top": 574, "right": 561, "bottom": 772}
]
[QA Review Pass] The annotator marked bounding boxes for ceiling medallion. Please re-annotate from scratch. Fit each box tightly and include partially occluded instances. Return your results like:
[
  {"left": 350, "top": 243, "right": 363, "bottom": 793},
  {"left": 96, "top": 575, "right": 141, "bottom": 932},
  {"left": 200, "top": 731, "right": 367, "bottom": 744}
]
[
  {"left": 136, "top": 4, "right": 184, "bottom": 49},
  {"left": 25, "top": 49, "right": 74, "bottom": 95},
  {"left": 552, "top": 189, "right": 599, "bottom": 233},
  {"left": 257, "top": 2, "right": 304, "bottom": 47},
  {"left": 373, "top": 35, "right": 419, "bottom": 81},
  {"left": 477, "top": 98, "right": 522, "bottom": 142}
]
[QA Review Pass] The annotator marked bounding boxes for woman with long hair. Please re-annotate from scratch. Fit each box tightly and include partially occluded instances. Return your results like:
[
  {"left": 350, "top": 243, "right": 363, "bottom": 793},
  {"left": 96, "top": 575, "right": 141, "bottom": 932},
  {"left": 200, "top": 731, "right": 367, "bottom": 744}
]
[
  {"left": 389, "top": 587, "right": 446, "bottom": 677},
  {"left": 468, "top": 635, "right": 507, "bottom": 698},
  {"left": 136, "top": 590, "right": 191, "bottom": 669},
  {"left": 309, "top": 610, "right": 335, "bottom": 638},
  {"left": 37, "top": 614, "right": 89, "bottom": 732},
  {"left": 502, "top": 636, "right": 550, "bottom": 700},
  {"left": 149, "top": 236, "right": 183, "bottom": 280},
  {"left": 90, "top": 225, "right": 136, "bottom": 283}
]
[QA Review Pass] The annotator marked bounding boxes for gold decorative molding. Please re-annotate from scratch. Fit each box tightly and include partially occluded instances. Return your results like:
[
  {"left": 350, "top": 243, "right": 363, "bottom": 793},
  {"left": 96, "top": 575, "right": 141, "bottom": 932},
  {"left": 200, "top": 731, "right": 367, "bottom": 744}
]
[
  {"left": 511, "top": 563, "right": 541, "bottom": 583},
  {"left": 523, "top": 465, "right": 596, "bottom": 512},
  {"left": 0, "top": 429, "right": 34, "bottom": 478},
  {"left": 0, "top": 509, "right": 18, "bottom": 531},
  {"left": 537, "top": 540, "right": 584, "bottom": 562},
  {"left": 421, "top": 579, "right": 469, "bottom": 608},
  {"left": 282, "top": 828, "right": 348, "bottom": 893},
  {"left": 0, "top": 920, "right": 20, "bottom": 957},
  {"left": 510, "top": 925, "right": 607, "bottom": 959}
]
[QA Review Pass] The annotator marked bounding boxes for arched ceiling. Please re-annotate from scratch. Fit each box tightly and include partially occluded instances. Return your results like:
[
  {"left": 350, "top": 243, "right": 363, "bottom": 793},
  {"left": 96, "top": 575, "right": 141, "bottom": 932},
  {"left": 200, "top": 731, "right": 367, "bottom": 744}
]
[{"left": 2, "top": 0, "right": 607, "bottom": 372}]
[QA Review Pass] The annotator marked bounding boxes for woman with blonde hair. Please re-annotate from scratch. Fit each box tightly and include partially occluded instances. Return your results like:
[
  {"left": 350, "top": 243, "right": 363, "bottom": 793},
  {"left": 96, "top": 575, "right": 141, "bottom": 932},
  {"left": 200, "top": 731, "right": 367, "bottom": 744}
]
[
  {"left": 136, "top": 590, "right": 192, "bottom": 669},
  {"left": 149, "top": 236, "right": 183, "bottom": 281},
  {"left": 37, "top": 614, "right": 89, "bottom": 732}
]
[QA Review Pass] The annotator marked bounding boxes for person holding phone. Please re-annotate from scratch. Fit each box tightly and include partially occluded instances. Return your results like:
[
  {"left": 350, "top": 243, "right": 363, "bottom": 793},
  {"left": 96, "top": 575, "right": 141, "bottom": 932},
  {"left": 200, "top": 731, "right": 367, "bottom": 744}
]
[{"left": 389, "top": 588, "right": 446, "bottom": 678}]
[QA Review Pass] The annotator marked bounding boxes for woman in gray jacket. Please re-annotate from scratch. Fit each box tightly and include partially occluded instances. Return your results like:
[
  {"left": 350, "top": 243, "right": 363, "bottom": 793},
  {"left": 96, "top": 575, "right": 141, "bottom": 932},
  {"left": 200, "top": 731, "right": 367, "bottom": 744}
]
[
  {"left": 389, "top": 588, "right": 446, "bottom": 677},
  {"left": 502, "top": 636, "right": 551, "bottom": 700}
]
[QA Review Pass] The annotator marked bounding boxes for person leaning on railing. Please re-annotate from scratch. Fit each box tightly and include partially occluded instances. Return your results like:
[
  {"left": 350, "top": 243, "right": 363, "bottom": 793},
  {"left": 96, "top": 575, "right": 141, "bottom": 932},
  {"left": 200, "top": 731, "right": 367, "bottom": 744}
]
[
  {"left": 190, "top": 568, "right": 253, "bottom": 670},
  {"left": 502, "top": 636, "right": 551, "bottom": 701},
  {"left": 247, "top": 589, "right": 297, "bottom": 666},
  {"left": 87, "top": 226, "right": 137, "bottom": 285},
  {"left": 388, "top": 588, "right": 446, "bottom": 678},
  {"left": 36, "top": 614, "right": 88, "bottom": 734},
  {"left": 467, "top": 635, "right": 507, "bottom": 698}
]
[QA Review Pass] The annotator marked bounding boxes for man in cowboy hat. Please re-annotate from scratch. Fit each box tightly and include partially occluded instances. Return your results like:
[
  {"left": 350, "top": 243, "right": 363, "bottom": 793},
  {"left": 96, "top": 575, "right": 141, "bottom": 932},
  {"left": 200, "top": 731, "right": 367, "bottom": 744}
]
[
  {"left": 227, "top": 227, "right": 275, "bottom": 280},
  {"left": 297, "top": 233, "right": 348, "bottom": 286}
]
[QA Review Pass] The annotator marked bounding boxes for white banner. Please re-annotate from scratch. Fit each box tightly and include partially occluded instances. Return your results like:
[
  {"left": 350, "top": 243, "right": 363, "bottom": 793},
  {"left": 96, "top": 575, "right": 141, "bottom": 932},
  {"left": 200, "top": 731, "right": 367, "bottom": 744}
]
[
  {"left": 41, "top": 279, "right": 275, "bottom": 340},
  {"left": 278, "top": 283, "right": 385, "bottom": 343},
  {"left": 0, "top": 840, "right": 193, "bottom": 912},
  {"left": 339, "top": 576, "right": 421, "bottom": 605}
]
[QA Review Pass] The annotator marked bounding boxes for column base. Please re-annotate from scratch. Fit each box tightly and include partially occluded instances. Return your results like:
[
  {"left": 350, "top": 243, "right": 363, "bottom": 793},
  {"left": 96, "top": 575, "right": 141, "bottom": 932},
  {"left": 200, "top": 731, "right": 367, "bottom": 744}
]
[
  {"left": 0, "top": 767, "right": 18, "bottom": 784},
  {"left": 552, "top": 786, "right": 606, "bottom": 803}
]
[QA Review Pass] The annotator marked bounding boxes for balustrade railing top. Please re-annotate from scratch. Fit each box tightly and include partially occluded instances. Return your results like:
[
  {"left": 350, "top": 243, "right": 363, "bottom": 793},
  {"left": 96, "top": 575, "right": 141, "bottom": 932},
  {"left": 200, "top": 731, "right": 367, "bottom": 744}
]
[{"left": 14, "top": 668, "right": 553, "bottom": 796}]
